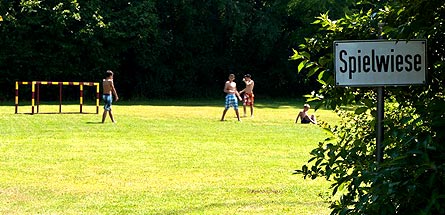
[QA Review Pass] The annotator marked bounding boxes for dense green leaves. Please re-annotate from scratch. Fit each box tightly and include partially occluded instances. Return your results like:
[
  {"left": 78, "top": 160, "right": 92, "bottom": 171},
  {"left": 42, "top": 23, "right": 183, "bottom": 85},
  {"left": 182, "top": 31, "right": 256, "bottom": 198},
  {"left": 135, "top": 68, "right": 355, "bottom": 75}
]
[
  {"left": 1, "top": 0, "right": 342, "bottom": 100},
  {"left": 293, "top": 0, "right": 445, "bottom": 214}
]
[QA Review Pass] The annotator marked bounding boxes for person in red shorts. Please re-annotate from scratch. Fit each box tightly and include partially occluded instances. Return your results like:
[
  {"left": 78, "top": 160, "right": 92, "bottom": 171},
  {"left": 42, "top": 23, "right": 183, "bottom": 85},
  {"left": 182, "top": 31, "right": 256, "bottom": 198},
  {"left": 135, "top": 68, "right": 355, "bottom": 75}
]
[{"left": 240, "top": 74, "right": 255, "bottom": 118}]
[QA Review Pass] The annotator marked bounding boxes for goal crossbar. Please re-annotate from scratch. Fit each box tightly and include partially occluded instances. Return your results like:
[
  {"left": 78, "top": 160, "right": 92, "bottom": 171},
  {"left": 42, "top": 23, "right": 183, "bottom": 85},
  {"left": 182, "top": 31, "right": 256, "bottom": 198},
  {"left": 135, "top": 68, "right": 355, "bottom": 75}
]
[{"left": 15, "top": 81, "right": 100, "bottom": 114}]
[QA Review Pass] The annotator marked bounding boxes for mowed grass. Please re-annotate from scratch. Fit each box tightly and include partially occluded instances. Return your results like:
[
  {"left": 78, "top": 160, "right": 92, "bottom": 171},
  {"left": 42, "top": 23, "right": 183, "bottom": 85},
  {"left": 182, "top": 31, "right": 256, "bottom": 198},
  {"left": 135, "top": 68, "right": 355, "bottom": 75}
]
[{"left": 0, "top": 100, "right": 337, "bottom": 214}]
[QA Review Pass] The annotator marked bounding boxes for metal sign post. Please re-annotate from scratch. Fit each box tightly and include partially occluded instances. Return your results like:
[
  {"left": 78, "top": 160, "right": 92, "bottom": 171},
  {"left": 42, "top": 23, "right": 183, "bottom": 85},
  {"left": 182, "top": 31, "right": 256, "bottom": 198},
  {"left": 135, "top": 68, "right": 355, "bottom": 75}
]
[
  {"left": 376, "top": 24, "right": 384, "bottom": 163},
  {"left": 376, "top": 87, "right": 384, "bottom": 163}
]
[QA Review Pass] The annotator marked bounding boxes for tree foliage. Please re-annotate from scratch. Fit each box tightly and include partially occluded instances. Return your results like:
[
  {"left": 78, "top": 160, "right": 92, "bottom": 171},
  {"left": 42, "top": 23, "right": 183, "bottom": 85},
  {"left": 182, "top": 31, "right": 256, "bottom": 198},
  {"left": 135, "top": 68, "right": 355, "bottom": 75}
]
[
  {"left": 292, "top": 0, "right": 445, "bottom": 214},
  {"left": 0, "top": 0, "right": 355, "bottom": 100}
]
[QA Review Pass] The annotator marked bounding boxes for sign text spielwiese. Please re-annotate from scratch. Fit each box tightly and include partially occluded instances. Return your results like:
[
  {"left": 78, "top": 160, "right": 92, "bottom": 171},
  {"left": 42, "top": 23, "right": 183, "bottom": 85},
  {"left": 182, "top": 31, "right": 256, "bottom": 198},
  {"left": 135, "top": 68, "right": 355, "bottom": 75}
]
[{"left": 334, "top": 40, "right": 427, "bottom": 86}]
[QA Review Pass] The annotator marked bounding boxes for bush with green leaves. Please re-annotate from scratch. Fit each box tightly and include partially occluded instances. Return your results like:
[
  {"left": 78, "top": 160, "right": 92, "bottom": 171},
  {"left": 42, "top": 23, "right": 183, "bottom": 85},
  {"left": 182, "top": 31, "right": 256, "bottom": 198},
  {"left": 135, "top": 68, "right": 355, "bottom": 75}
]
[{"left": 292, "top": 0, "right": 445, "bottom": 214}]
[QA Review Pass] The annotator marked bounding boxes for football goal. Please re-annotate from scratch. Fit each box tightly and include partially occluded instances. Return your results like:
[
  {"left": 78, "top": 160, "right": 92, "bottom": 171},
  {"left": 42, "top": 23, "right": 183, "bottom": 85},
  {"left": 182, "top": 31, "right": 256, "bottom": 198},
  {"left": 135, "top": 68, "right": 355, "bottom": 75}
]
[{"left": 15, "top": 81, "right": 100, "bottom": 114}]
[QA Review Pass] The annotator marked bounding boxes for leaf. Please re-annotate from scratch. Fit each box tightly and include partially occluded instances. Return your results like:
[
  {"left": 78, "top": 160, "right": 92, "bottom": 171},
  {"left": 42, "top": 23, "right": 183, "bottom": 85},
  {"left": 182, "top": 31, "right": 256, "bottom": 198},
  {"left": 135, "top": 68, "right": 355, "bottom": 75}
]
[
  {"left": 290, "top": 49, "right": 303, "bottom": 60},
  {"left": 306, "top": 62, "right": 315, "bottom": 68},
  {"left": 323, "top": 127, "right": 334, "bottom": 136},
  {"left": 317, "top": 79, "right": 327, "bottom": 85},
  {"left": 362, "top": 98, "right": 373, "bottom": 107},
  {"left": 355, "top": 106, "right": 368, "bottom": 114},
  {"left": 318, "top": 56, "right": 330, "bottom": 67},
  {"left": 308, "top": 66, "right": 320, "bottom": 77},
  {"left": 301, "top": 51, "right": 311, "bottom": 60},
  {"left": 318, "top": 70, "right": 325, "bottom": 78},
  {"left": 306, "top": 97, "right": 321, "bottom": 102},
  {"left": 298, "top": 60, "right": 307, "bottom": 72}
]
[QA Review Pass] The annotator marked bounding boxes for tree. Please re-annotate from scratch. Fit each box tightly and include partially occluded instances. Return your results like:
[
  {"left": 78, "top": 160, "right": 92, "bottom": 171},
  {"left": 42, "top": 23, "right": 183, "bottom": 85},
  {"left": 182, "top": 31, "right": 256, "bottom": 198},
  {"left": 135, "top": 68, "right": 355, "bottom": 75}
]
[
  {"left": 292, "top": 0, "right": 445, "bottom": 214},
  {"left": 0, "top": 0, "right": 359, "bottom": 100},
  {"left": 0, "top": 0, "right": 160, "bottom": 100}
]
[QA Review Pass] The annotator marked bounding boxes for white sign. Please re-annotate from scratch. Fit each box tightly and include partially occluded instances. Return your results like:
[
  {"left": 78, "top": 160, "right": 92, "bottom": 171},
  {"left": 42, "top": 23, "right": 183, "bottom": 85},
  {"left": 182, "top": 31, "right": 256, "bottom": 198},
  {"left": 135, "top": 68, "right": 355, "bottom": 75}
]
[{"left": 334, "top": 40, "right": 427, "bottom": 86}]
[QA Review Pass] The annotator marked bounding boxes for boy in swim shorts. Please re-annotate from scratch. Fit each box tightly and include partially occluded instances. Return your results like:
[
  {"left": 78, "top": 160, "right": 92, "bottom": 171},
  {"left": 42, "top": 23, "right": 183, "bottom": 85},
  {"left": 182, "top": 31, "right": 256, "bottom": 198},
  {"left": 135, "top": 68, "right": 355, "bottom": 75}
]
[
  {"left": 102, "top": 70, "right": 119, "bottom": 123},
  {"left": 240, "top": 74, "right": 254, "bottom": 118},
  {"left": 295, "top": 104, "right": 317, "bottom": 124},
  {"left": 220, "top": 74, "right": 242, "bottom": 121}
]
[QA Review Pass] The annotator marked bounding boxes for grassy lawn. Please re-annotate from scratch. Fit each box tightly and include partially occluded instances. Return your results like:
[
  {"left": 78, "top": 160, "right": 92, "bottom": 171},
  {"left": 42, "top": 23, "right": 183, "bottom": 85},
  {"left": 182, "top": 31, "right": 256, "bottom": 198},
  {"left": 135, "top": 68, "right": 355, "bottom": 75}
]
[{"left": 0, "top": 99, "right": 337, "bottom": 214}]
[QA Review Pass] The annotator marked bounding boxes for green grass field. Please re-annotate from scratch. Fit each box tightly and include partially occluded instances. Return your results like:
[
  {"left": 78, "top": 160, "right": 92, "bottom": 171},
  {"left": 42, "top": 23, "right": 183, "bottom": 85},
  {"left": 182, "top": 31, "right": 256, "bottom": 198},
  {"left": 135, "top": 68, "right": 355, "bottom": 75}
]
[{"left": 0, "top": 100, "right": 337, "bottom": 214}]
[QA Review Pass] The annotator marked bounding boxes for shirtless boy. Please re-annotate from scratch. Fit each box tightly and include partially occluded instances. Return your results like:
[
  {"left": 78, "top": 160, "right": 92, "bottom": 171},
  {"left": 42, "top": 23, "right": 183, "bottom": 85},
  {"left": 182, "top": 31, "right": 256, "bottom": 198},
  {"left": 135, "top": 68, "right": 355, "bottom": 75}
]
[
  {"left": 240, "top": 74, "right": 254, "bottom": 117},
  {"left": 295, "top": 104, "right": 317, "bottom": 124},
  {"left": 102, "top": 70, "right": 119, "bottom": 123},
  {"left": 220, "top": 74, "right": 243, "bottom": 121}
]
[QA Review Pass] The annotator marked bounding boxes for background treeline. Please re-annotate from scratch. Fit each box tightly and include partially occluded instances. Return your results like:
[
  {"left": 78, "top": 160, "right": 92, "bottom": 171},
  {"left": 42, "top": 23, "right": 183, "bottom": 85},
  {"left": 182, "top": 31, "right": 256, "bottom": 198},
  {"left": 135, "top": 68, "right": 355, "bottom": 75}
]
[{"left": 0, "top": 0, "right": 354, "bottom": 100}]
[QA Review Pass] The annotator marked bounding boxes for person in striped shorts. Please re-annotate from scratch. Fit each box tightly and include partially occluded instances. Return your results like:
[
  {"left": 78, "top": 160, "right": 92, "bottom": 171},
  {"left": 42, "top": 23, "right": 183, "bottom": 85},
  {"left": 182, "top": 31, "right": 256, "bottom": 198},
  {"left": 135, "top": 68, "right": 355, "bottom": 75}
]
[{"left": 220, "top": 74, "right": 242, "bottom": 121}]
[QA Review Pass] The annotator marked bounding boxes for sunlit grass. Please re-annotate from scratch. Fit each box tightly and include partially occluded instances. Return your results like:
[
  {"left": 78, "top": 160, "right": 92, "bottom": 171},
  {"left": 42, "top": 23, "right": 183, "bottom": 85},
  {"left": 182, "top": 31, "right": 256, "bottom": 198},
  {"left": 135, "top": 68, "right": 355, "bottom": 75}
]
[{"left": 0, "top": 100, "right": 338, "bottom": 214}]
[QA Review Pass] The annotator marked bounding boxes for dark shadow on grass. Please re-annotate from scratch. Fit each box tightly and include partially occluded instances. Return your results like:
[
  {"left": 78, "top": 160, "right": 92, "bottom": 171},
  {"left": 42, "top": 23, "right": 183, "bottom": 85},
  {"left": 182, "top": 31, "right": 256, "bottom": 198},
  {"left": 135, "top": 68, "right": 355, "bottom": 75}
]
[
  {"left": 119, "top": 98, "right": 306, "bottom": 109},
  {"left": 119, "top": 99, "right": 223, "bottom": 107},
  {"left": 5, "top": 98, "right": 319, "bottom": 109},
  {"left": 15, "top": 112, "right": 98, "bottom": 115},
  {"left": 86, "top": 121, "right": 102, "bottom": 124}
]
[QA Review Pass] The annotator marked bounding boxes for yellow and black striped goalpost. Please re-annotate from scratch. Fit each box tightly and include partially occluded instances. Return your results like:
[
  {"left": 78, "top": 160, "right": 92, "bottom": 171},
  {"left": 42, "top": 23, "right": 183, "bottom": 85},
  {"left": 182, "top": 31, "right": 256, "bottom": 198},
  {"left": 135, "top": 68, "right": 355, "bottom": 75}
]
[{"left": 15, "top": 81, "right": 100, "bottom": 114}]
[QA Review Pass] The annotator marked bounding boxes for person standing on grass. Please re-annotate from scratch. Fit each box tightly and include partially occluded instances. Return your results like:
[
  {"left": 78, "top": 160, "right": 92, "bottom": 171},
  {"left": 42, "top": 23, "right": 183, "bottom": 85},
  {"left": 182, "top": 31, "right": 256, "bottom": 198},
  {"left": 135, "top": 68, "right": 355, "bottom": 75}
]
[
  {"left": 221, "top": 74, "right": 242, "bottom": 121},
  {"left": 102, "top": 70, "right": 119, "bottom": 123},
  {"left": 295, "top": 104, "right": 317, "bottom": 124},
  {"left": 240, "top": 74, "right": 254, "bottom": 118}
]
